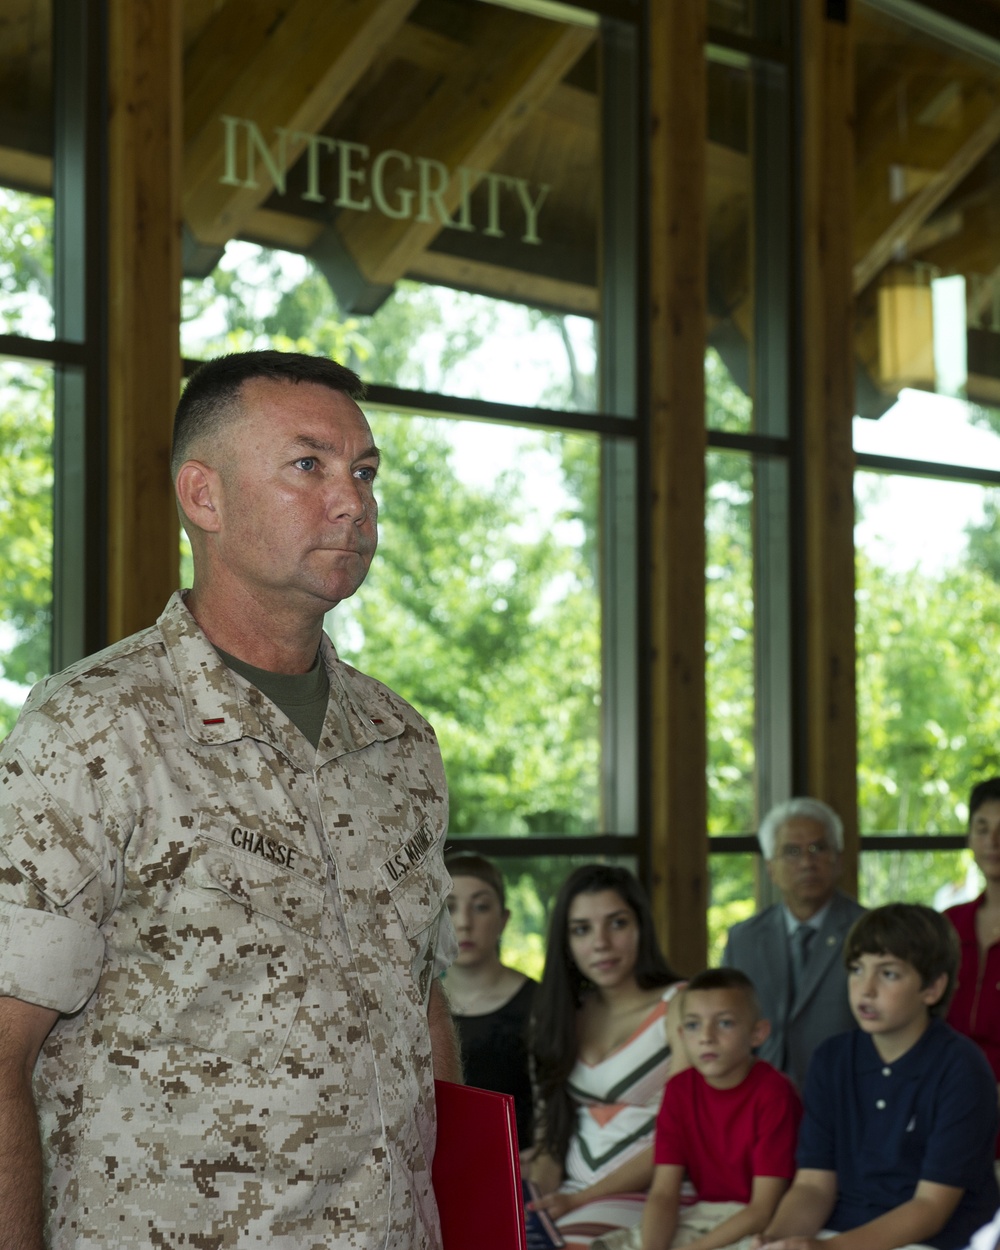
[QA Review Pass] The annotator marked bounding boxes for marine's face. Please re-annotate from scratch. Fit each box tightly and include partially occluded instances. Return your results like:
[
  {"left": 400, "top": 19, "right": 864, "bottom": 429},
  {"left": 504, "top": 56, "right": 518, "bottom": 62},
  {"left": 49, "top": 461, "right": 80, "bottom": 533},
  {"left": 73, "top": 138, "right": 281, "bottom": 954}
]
[
  {"left": 767, "top": 816, "right": 840, "bottom": 917},
  {"left": 209, "top": 378, "right": 379, "bottom": 613}
]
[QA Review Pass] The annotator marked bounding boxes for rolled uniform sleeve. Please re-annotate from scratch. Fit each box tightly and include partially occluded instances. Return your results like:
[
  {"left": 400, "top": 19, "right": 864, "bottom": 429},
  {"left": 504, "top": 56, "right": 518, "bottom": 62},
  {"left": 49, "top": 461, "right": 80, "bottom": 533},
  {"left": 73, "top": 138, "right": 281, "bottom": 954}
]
[
  {"left": 0, "top": 903, "right": 104, "bottom": 1014},
  {"left": 0, "top": 734, "right": 116, "bottom": 1014}
]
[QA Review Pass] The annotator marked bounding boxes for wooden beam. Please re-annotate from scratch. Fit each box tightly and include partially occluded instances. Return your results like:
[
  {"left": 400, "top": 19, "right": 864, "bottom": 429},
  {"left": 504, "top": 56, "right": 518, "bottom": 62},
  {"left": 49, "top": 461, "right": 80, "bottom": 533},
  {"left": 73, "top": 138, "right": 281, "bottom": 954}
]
[
  {"left": 798, "top": 3, "right": 859, "bottom": 889},
  {"left": 0, "top": 146, "right": 51, "bottom": 193},
  {"left": 335, "top": 9, "right": 593, "bottom": 286},
  {"left": 183, "top": 0, "right": 419, "bottom": 246},
  {"left": 646, "top": 0, "right": 708, "bottom": 975},
  {"left": 238, "top": 206, "right": 598, "bottom": 314},
  {"left": 854, "top": 101, "right": 1000, "bottom": 293},
  {"left": 406, "top": 249, "right": 597, "bottom": 316},
  {"left": 107, "top": 0, "right": 182, "bottom": 641},
  {"left": 242, "top": 206, "right": 325, "bottom": 252}
]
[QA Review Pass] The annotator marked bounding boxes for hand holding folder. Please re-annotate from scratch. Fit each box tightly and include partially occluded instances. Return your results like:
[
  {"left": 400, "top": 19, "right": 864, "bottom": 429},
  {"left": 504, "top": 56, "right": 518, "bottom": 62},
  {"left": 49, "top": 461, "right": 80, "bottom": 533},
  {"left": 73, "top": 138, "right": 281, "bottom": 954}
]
[{"left": 432, "top": 1081, "right": 566, "bottom": 1250}]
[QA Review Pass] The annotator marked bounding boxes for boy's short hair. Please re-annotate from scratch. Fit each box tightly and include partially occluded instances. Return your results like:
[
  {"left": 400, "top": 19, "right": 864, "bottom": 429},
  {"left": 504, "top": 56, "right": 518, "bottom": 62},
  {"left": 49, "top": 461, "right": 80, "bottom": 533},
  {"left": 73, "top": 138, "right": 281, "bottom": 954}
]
[
  {"left": 843, "top": 903, "right": 959, "bottom": 1016},
  {"left": 683, "top": 967, "right": 762, "bottom": 1019}
]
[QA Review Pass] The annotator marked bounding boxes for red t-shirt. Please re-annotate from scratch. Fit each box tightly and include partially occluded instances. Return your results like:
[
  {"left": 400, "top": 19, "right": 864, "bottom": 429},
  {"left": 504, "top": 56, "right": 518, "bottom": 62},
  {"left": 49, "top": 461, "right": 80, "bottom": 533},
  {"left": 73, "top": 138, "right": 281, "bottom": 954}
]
[{"left": 653, "top": 1059, "right": 802, "bottom": 1204}]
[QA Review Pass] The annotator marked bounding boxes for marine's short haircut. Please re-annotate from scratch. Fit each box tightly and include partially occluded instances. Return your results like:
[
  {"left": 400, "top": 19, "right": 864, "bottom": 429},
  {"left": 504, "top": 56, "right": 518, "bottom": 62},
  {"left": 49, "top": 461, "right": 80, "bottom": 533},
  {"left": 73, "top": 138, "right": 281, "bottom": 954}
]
[
  {"left": 757, "top": 796, "right": 844, "bottom": 861},
  {"left": 445, "top": 853, "right": 507, "bottom": 911},
  {"left": 843, "top": 903, "right": 959, "bottom": 1017},
  {"left": 682, "top": 966, "right": 761, "bottom": 1019},
  {"left": 171, "top": 350, "right": 366, "bottom": 478},
  {"left": 969, "top": 777, "right": 1000, "bottom": 824}
]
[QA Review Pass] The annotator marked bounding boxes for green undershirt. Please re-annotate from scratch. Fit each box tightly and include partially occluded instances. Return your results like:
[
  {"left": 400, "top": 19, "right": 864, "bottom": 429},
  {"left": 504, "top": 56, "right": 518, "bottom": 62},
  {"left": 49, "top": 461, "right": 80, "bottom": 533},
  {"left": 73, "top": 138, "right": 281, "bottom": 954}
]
[{"left": 216, "top": 647, "right": 330, "bottom": 750}]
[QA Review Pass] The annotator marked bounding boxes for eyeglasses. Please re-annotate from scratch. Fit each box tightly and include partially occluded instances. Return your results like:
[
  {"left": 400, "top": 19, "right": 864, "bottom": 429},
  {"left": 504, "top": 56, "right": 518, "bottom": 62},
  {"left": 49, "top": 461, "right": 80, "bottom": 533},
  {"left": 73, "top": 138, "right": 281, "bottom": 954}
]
[{"left": 776, "top": 842, "right": 834, "bottom": 861}]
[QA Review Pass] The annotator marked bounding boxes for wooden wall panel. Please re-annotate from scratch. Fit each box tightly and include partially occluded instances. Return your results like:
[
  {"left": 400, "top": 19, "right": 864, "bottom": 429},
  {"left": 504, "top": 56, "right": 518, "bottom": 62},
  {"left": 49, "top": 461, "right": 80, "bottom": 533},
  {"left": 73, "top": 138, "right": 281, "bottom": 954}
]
[
  {"left": 798, "top": 5, "right": 860, "bottom": 887},
  {"left": 107, "top": 0, "right": 182, "bottom": 642},
  {"left": 646, "top": 0, "right": 709, "bottom": 975}
]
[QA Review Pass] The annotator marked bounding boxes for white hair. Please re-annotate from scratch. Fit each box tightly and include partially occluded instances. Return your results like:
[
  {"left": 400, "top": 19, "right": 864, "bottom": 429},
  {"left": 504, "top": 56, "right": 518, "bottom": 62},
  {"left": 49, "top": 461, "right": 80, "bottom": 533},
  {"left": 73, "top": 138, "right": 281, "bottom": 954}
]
[{"left": 757, "top": 797, "right": 844, "bottom": 861}]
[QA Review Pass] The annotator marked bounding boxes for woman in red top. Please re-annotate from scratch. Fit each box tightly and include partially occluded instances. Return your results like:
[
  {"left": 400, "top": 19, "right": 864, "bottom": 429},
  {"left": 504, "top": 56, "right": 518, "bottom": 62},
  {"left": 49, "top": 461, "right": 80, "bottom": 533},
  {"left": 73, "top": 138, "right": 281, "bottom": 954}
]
[{"left": 945, "top": 776, "right": 1000, "bottom": 1157}]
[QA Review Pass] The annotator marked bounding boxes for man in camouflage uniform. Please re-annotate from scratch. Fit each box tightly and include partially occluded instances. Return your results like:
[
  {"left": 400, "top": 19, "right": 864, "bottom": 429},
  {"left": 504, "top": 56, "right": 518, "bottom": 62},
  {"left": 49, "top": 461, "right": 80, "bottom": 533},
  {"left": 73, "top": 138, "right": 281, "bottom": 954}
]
[{"left": 0, "top": 351, "right": 460, "bottom": 1247}]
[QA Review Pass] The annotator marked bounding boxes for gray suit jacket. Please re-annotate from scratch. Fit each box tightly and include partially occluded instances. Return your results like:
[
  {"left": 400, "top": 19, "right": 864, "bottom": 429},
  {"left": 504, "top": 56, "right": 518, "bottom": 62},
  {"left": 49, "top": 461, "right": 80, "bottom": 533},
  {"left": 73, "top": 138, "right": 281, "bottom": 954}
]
[{"left": 722, "top": 890, "right": 866, "bottom": 1089}]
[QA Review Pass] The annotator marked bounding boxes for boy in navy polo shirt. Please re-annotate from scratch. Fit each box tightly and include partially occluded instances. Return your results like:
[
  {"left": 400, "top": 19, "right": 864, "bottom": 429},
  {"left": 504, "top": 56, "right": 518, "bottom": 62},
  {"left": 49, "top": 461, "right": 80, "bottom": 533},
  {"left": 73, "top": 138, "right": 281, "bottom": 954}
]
[{"left": 756, "top": 903, "right": 999, "bottom": 1250}]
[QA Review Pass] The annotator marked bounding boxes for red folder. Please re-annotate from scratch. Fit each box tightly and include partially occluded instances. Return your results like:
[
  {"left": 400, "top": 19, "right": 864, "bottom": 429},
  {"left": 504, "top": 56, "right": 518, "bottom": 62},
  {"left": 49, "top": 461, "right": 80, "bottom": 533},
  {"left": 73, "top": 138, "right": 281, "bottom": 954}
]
[{"left": 433, "top": 1080, "right": 527, "bottom": 1250}]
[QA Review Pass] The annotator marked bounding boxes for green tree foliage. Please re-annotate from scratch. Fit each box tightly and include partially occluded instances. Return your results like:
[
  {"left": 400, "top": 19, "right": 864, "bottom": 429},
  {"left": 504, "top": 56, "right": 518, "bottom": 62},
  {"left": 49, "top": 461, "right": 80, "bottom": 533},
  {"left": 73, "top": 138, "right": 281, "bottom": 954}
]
[
  {"left": 704, "top": 359, "right": 757, "bottom": 957},
  {"left": 325, "top": 414, "right": 601, "bottom": 839},
  {"left": 0, "top": 190, "right": 53, "bottom": 335},
  {"left": 0, "top": 362, "right": 53, "bottom": 735}
]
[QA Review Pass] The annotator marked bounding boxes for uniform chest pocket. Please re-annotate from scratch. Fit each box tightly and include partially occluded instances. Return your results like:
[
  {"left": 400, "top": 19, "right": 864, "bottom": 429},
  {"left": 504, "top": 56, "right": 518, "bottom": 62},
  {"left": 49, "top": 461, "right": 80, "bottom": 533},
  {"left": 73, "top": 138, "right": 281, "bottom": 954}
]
[
  {"left": 137, "top": 836, "right": 325, "bottom": 1072},
  {"left": 377, "top": 832, "right": 452, "bottom": 1003}
]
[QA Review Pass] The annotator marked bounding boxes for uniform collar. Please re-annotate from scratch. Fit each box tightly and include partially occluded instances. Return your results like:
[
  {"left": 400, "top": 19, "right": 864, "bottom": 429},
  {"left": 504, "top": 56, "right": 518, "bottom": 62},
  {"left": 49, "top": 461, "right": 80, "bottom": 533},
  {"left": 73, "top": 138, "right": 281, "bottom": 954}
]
[{"left": 157, "top": 591, "right": 404, "bottom": 761}]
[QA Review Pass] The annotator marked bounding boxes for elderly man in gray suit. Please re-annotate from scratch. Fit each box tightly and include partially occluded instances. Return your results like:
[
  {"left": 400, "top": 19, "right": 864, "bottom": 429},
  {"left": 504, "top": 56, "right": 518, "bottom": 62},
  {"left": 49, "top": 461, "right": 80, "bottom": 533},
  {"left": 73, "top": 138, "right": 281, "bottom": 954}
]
[{"left": 722, "top": 797, "right": 865, "bottom": 1089}]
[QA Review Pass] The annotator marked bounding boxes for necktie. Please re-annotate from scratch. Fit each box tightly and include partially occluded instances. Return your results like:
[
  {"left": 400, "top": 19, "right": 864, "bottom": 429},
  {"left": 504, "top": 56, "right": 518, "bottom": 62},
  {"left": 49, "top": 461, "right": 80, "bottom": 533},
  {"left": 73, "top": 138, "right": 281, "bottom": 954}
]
[{"left": 790, "top": 924, "right": 815, "bottom": 998}]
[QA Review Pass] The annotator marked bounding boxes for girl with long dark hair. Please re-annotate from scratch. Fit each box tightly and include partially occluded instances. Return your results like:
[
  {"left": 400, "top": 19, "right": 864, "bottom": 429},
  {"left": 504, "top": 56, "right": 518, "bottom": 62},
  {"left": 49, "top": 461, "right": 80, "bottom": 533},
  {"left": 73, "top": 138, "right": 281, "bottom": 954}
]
[{"left": 528, "top": 865, "right": 687, "bottom": 1249}]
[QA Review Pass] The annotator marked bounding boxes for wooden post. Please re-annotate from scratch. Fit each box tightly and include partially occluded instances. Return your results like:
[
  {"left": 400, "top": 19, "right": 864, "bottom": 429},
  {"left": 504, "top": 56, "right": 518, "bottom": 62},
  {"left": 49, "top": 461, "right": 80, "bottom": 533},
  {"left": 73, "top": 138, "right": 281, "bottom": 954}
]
[
  {"left": 646, "top": 0, "right": 709, "bottom": 974},
  {"left": 797, "top": 3, "right": 859, "bottom": 889},
  {"left": 106, "top": 1, "right": 182, "bottom": 642}
]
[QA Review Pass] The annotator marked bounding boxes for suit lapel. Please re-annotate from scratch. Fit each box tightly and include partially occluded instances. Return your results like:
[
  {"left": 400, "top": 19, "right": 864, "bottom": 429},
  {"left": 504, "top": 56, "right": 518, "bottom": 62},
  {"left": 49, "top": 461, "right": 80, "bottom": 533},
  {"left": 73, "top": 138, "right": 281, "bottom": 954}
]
[
  {"left": 790, "top": 896, "right": 846, "bottom": 1017},
  {"left": 764, "top": 907, "right": 794, "bottom": 1030}
]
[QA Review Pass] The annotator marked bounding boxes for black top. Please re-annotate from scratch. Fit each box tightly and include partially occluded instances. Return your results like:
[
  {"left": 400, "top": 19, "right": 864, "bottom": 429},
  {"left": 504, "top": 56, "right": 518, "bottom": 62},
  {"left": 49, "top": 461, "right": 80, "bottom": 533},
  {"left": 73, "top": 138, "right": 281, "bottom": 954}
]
[{"left": 454, "top": 978, "right": 536, "bottom": 1148}]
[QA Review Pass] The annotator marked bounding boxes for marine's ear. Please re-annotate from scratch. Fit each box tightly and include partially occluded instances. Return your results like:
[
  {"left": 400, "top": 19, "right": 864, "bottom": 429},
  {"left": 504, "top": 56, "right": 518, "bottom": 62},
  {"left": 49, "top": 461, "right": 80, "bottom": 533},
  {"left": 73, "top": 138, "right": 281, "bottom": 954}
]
[{"left": 175, "top": 460, "right": 222, "bottom": 534}]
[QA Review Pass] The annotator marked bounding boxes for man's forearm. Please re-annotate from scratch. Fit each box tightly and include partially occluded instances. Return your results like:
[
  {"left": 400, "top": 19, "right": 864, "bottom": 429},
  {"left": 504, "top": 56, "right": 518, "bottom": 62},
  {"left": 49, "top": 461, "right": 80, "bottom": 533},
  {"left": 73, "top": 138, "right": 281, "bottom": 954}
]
[
  {"left": 0, "top": 1063, "right": 45, "bottom": 1250},
  {"left": 427, "top": 980, "right": 462, "bottom": 1083},
  {"left": 0, "top": 999, "right": 56, "bottom": 1250}
]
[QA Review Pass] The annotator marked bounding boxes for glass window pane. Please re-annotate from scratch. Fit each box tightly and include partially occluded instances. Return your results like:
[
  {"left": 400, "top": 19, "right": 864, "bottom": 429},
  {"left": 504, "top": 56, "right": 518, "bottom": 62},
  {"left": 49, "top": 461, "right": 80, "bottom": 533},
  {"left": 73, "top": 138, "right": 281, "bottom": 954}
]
[
  {"left": 179, "top": 1, "right": 628, "bottom": 412},
  {"left": 326, "top": 411, "right": 602, "bottom": 838},
  {"left": 854, "top": 3, "right": 1000, "bottom": 429},
  {"left": 706, "top": 52, "right": 789, "bottom": 437},
  {"left": 707, "top": 450, "right": 755, "bottom": 834},
  {"left": 708, "top": 2, "right": 752, "bottom": 37},
  {"left": 859, "top": 847, "right": 975, "bottom": 909},
  {"left": 856, "top": 470, "right": 1000, "bottom": 834},
  {"left": 0, "top": 358, "right": 53, "bottom": 733},
  {"left": 707, "top": 56, "right": 752, "bottom": 435},
  {"left": 854, "top": 391, "right": 1000, "bottom": 472},
  {"left": 183, "top": 251, "right": 597, "bottom": 410},
  {"left": 708, "top": 852, "right": 757, "bottom": 964},
  {"left": 0, "top": 0, "right": 54, "bottom": 341}
]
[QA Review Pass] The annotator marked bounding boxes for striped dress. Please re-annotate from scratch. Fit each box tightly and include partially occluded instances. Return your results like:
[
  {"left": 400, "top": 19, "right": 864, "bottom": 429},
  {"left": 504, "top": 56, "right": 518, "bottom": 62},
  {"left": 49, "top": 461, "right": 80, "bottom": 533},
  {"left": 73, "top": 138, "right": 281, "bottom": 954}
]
[{"left": 556, "top": 984, "right": 682, "bottom": 1249}]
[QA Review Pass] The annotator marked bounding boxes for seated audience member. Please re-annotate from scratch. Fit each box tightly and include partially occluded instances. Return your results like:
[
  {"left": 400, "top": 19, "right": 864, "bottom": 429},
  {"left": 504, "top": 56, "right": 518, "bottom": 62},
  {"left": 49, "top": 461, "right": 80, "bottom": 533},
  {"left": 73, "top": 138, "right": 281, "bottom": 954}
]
[
  {"left": 441, "top": 853, "right": 536, "bottom": 1149},
  {"left": 529, "top": 865, "right": 688, "bottom": 1250},
  {"left": 945, "top": 778, "right": 1000, "bottom": 1158},
  {"left": 724, "top": 797, "right": 865, "bottom": 1088},
  {"left": 594, "top": 967, "right": 801, "bottom": 1250},
  {"left": 756, "top": 903, "right": 1000, "bottom": 1250}
]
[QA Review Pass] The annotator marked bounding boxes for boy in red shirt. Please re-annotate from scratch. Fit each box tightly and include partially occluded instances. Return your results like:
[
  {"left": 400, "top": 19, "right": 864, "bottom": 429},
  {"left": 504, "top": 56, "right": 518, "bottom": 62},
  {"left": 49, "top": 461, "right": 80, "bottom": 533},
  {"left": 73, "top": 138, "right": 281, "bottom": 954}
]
[{"left": 597, "top": 968, "right": 801, "bottom": 1250}]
